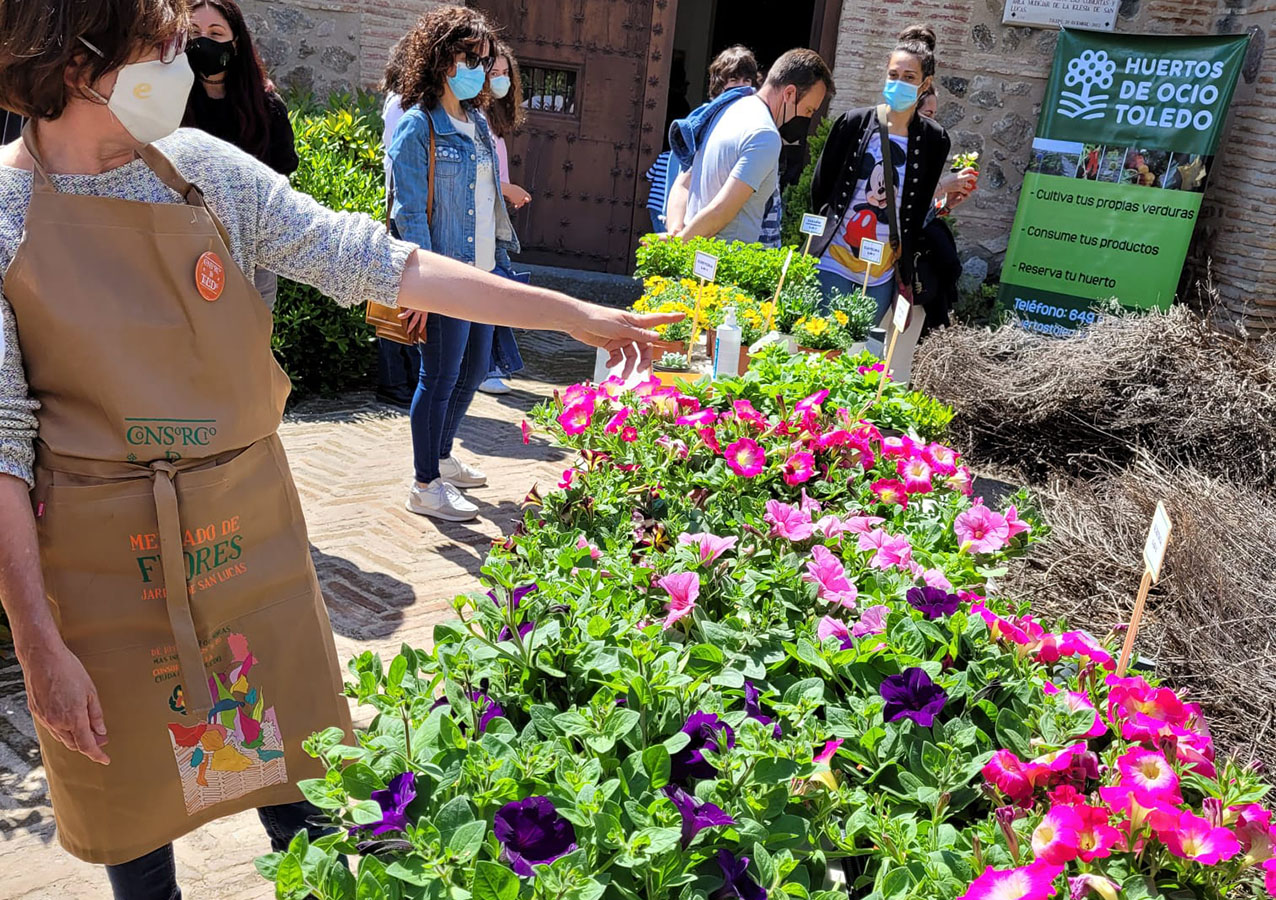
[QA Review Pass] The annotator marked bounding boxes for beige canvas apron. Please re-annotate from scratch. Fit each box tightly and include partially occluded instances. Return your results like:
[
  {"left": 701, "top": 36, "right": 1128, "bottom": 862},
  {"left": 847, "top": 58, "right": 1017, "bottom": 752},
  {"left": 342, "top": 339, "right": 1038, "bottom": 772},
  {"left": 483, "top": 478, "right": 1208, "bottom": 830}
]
[{"left": 3, "top": 131, "right": 353, "bottom": 865}]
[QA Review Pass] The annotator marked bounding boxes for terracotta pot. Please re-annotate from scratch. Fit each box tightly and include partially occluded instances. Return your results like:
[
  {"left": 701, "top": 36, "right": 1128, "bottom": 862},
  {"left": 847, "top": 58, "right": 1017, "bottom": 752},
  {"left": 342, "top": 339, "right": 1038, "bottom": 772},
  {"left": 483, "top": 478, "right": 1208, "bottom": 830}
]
[
  {"left": 653, "top": 368, "right": 701, "bottom": 389},
  {"left": 652, "top": 338, "right": 688, "bottom": 359}
]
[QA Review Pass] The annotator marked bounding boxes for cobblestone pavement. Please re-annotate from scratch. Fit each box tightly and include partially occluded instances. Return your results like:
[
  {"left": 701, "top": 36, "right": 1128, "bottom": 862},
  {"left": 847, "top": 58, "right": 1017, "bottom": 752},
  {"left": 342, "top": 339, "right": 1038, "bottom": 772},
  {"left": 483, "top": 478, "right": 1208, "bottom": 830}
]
[{"left": 0, "top": 332, "right": 592, "bottom": 899}]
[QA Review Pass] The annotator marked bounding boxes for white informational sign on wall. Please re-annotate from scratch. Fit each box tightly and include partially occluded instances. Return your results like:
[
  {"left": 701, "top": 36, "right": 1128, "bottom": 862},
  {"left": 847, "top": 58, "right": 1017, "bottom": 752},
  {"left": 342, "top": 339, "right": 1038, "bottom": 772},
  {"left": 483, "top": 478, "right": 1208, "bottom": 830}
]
[{"left": 1003, "top": 0, "right": 1118, "bottom": 31}]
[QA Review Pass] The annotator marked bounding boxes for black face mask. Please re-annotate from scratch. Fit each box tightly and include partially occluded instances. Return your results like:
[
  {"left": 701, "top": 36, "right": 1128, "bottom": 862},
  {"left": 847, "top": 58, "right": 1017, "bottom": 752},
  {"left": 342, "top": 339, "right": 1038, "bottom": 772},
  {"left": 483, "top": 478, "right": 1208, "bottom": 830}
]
[
  {"left": 187, "top": 36, "right": 237, "bottom": 78},
  {"left": 776, "top": 97, "right": 811, "bottom": 142}
]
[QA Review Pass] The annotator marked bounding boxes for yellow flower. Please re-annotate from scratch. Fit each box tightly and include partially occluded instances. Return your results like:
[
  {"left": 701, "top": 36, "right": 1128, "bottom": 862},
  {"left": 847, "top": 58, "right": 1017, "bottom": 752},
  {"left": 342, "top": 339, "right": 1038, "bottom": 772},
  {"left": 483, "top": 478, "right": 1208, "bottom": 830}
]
[{"left": 833, "top": 310, "right": 849, "bottom": 326}]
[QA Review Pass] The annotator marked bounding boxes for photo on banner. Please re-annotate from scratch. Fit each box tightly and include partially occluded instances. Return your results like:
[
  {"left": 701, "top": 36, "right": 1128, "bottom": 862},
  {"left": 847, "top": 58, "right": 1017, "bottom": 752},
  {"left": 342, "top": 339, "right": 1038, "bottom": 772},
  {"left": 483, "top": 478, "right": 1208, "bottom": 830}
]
[{"left": 997, "top": 30, "right": 1249, "bottom": 335}]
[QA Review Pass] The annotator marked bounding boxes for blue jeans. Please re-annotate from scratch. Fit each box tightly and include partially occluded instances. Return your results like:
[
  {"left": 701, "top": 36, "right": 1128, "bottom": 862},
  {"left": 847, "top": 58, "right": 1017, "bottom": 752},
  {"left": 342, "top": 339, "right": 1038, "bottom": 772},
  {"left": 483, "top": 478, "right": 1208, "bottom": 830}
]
[
  {"left": 105, "top": 801, "right": 329, "bottom": 900},
  {"left": 411, "top": 315, "right": 494, "bottom": 484},
  {"left": 817, "top": 268, "right": 897, "bottom": 324}
]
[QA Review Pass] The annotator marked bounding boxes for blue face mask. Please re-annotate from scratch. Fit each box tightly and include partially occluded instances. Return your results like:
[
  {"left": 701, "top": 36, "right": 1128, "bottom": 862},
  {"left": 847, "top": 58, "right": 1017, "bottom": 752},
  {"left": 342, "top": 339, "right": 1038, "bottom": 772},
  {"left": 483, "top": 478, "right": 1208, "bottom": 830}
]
[
  {"left": 882, "top": 79, "right": 919, "bottom": 112},
  {"left": 448, "top": 62, "right": 488, "bottom": 101},
  {"left": 489, "top": 75, "right": 512, "bottom": 99}
]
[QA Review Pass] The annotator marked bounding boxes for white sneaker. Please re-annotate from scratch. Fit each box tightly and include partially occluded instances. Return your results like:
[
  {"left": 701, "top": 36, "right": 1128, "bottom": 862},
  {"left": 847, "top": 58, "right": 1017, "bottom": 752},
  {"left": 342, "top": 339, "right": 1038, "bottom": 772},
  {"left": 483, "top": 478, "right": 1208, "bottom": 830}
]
[
  {"left": 478, "top": 377, "right": 512, "bottom": 395},
  {"left": 406, "top": 479, "right": 479, "bottom": 522},
  {"left": 439, "top": 455, "right": 487, "bottom": 488}
]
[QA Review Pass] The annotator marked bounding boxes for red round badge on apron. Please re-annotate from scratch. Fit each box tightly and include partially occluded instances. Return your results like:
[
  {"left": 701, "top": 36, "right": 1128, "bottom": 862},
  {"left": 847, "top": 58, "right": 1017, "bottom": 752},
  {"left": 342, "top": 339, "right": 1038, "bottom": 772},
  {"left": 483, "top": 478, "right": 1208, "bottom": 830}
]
[{"left": 195, "top": 251, "right": 226, "bottom": 302}]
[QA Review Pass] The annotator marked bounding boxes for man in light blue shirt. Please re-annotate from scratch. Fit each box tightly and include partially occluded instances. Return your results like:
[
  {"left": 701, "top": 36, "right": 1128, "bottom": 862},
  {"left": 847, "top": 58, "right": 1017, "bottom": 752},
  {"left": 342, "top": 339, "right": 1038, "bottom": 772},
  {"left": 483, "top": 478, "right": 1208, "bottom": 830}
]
[{"left": 666, "top": 49, "right": 833, "bottom": 243}]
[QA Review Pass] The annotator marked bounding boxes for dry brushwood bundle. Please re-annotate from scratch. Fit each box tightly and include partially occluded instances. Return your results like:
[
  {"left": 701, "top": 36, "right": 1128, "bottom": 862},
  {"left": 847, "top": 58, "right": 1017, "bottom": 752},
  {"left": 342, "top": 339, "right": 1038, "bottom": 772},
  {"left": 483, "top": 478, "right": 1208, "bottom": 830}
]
[
  {"left": 1000, "top": 455, "right": 1276, "bottom": 765},
  {"left": 912, "top": 306, "right": 1276, "bottom": 488}
]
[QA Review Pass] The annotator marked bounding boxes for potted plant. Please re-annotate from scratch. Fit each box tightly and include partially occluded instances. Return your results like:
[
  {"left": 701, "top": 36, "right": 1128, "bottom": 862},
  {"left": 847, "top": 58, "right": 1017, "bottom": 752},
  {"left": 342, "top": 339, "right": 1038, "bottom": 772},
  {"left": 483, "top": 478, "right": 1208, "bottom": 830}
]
[
  {"left": 792, "top": 313, "right": 852, "bottom": 358},
  {"left": 652, "top": 351, "right": 699, "bottom": 388},
  {"left": 825, "top": 288, "right": 878, "bottom": 356}
]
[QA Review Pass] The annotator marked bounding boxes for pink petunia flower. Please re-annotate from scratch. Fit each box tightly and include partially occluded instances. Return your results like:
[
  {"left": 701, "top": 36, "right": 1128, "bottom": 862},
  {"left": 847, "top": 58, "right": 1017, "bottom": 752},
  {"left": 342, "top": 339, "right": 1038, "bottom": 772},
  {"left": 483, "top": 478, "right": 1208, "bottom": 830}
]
[
  {"left": 783, "top": 451, "right": 817, "bottom": 486},
  {"left": 677, "top": 532, "right": 738, "bottom": 565},
  {"left": 1069, "top": 874, "right": 1120, "bottom": 900},
  {"left": 947, "top": 466, "right": 974, "bottom": 496},
  {"left": 857, "top": 528, "right": 913, "bottom": 571},
  {"left": 732, "top": 399, "right": 766, "bottom": 428},
  {"left": 1005, "top": 504, "right": 1033, "bottom": 539},
  {"left": 871, "top": 478, "right": 909, "bottom": 509},
  {"left": 817, "top": 616, "right": 852, "bottom": 647},
  {"left": 658, "top": 572, "right": 700, "bottom": 630},
  {"left": 1098, "top": 784, "right": 1179, "bottom": 835},
  {"left": 604, "top": 407, "right": 632, "bottom": 434},
  {"left": 798, "top": 489, "right": 823, "bottom": 517},
  {"left": 922, "top": 568, "right": 954, "bottom": 592},
  {"left": 880, "top": 435, "right": 917, "bottom": 460},
  {"left": 898, "top": 457, "right": 934, "bottom": 494},
  {"left": 852, "top": 605, "right": 891, "bottom": 637},
  {"left": 1042, "top": 682, "right": 1107, "bottom": 739},
  {"left": 1032, "top": 805, "right": 1082, "bottom": 865},
  {"left": 1231, "top": 803, "right": 1273, "bottom": 864},
  {"left": 621, "top": 426, "right": 639, "bottom": 443},
  {"left": 813, "top": 739, "right": 843, "bottom": 765},
  {"left": 1072, "top": 804, "right": 1121, "bottom": 863},
  {"left": 558, "top": 401, "right": 594, "bottom": 435},
  {"left": 846, "top": 432, "right": 876, "bottom": 470},
  {"left": 803, "top": 545, "right": 858, "bottom": 609},
  {"left": 957, "top": 860, "right": 1063, "bottom": 900},
  {"left": 1264, "top": 859, "right": 1276, "bottom": 895},
  {"left": 563, "top": 384, "right": 597, "bottom": 406},
  {"left": 1116, "top": 748, "right": 1183, "bottom": 805},
  {"left": 676, "top": 408, "right": 719, "bottom": 428},
  {"left": 923, "top": 442, "right": 959, "bottom": 476},
  {"left": 697, "top": 426, "right": 721, "bottom": 454},
  {"left": 955, "top": 502, "right": 1011, "bottom": 554},
  {"left": 724, "top": 438, "right": 766, "bottom": 478},
  {"left": 558, "top": 469, "right": 576, "bottom": 489},
  {"left": 1157, "top": 809, "right": 1242, "bottom": 865},
  {"left": 521, "top": 420, "right": 533, "bottom": 444},
  {"left": 984, "top": 750, "right": 1034, "bottom": 807},
  {"left": 794, "top": 390, "right": 830, "bottom": 415},
  {"left": 765, "top": 500, "right": 815, "bottom": 542},
  {"left": 575, "top": 536, "right": 602, "bottom": 560}
]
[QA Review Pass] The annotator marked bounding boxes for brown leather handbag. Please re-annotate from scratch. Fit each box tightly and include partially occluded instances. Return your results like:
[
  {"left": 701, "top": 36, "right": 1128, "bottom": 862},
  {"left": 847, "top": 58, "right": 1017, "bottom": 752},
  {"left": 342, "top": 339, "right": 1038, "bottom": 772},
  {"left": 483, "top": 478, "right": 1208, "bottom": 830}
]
[{"left": 366, "top": 111, "right": 434, "bottom": 344}]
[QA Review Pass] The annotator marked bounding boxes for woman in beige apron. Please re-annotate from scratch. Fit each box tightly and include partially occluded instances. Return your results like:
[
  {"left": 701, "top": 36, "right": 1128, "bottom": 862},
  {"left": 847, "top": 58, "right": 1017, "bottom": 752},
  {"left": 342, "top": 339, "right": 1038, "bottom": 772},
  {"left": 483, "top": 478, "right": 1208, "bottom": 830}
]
[{"left": 0, "top": 3, "right": 675, "bottom": 896}]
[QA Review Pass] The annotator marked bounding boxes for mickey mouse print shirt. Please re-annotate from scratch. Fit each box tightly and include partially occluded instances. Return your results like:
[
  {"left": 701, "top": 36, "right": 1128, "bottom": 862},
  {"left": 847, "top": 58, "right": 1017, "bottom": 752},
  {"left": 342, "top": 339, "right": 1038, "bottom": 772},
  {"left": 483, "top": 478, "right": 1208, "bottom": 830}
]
[{"left": 818, "top": 132, "right": 908, "bottom": 287}]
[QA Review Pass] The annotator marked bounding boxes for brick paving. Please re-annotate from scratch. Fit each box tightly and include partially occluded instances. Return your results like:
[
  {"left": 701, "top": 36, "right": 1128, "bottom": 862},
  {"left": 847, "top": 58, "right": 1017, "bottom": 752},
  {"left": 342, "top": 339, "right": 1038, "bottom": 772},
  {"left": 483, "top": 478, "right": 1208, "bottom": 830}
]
[{"left": 0, "top": 332, "right": 590, "bottom": 899}]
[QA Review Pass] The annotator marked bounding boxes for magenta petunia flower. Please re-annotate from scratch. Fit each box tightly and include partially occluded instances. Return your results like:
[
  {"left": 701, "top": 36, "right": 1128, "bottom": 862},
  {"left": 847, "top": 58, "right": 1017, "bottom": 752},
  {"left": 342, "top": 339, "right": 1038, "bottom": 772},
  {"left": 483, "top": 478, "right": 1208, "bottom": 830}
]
[
  {"left": 494, "top": 796, "right": 578, "bottom": 876},
  {"left": 813, "top": 739, "right": 843, "bottom": 765},
  {"left": 923, "top": 442, "right": 959, "bottom": 476},
  {"left": 765, "top": 500, "right": 815, "bottom": 541},
  {"left": 1072, "top": 803, "right": 1121, "bottom": 863},
  {"left": 621, "top": 426, "right": 639, "bottom": 443},
  {"left": 697, "top": 426, "right": 721, "bottom": 453},
  {"left": 724, "top": 438, "right": 766, "bottom": 477},
  {"left": 880, "top": 435, "right": 916, "bottom": 460},
  {"left": 955, "top": 502, "right": 1011, "bottom": 554},
  {"left": 1069, "top": 874, "right": 1120, "bottom": 900},
  {"left": 957, "top": 860, "right": 1062, "bottom": 900},
  {"left": 817, "top": 615, "right": 853, "bottom": 649},
  {"left": 782, "top": 451, "right": 816, "bottom": 486},
  {"left": 558, "top": 401, "right": 593, "bottom": 435},
  {"left": 803, "top": 545, "right": 857, "bottom": 609},
  {"left": 984, "top": 750, "right": 1035, "bottom": 807},
  {"left": 1157, "top": 809, "right": 1242, "bottom": 865},
  {"left": 678, "top": 532, "right": 738, "bottom": 565},
  {"left": 857, "top": 528, "right": 913, "bottom": 571},
  {"left": 558, "top": 469, "right": 575, "bottom": 489},
  {"left": 871, "top": 478, "right": 909, "bottom": 509},
  {"left": 670, "top": 712, "right": 735, "bottom": 784},
  {"left": 947, "top": 466, "right": 974, "bottom": 496},
  {"left": 1117, "top": 748, "right": 1183, "bottom": 805},
  {"left": 677, "top": 408, "right": 719, "bottom": 428},
  {"left": 897, "top": 457, "right": 934, "bottom": 494},
  {"left": 663, "top": 785, "right": 735, "bottom": 848},
  {"left": 658, "top": 571, "right": 700, "bottom": 630},
  {"left": 1231, "top": 803, "right": 1273, "bottom": 862},
  {"left": 794, "top": 389, "right": 830, "bottom": 415},
  {"left": 520, "top": 420, "right": 533, "bottom": 444},
  {"left": 732, "top": 399, "right": 767, "bottom": 427},
  {"left": 604, "top": 407, "right": 632, "bottom": 434},
  {"left": 1031, "top": 805, "right": 1082, "bottom": 865},
  {"left": 879, "top": 667, "right": 947, "bottom": 727},
  {"left": 656, "top": 434, "right": 690, "bottom": 458},
  {"left": 1042, "top": 682, "right": 1107, "bottom": 738}
]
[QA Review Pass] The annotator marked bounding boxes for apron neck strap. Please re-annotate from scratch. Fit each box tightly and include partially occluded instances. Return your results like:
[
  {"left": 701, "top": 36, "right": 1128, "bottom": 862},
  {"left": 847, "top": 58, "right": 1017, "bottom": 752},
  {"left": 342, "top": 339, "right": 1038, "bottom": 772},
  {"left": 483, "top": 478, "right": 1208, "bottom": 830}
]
[{"left": 20, "top": 122, "right": 206, "bottom": 208}]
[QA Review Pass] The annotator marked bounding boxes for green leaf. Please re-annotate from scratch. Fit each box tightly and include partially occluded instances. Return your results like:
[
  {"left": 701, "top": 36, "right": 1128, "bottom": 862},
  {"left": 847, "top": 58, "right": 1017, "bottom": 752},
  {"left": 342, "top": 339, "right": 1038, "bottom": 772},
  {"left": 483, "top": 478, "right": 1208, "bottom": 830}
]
[
  {"left": 356, "top": 868, "right": 386, "bottom": 900},
  {"left": 995, "top": 708, "right": 1032, "bottom": 758},
  {"left": 752, "top": 758, "right": 799, "bottom": 785},
  {"left": 635, "top": 826, "right": 682, "bottom": 856},
  {"left": 643, "top": 746, "right": 671, "bottom": 789},
  {"left": 275, "top": 854, "right": 307, "bottom": 900},
  {"left": 297, "top": 778, "right": 344, "bottom": 810},
  {"left": 255, "top": 852, "right": 283, "bottom": 881},
  {"left": 436, "top": 796, "right": 477, "bottom": 841},
  {"left": 448, "top": 819, "right": 487, "bottom": 861},
  {"left": 386, "top": 858, "right": 433, "bottom": 887},
  {"left": 791, "top": 638, "right": 833, "bottom": 677},
  {"left": 473, "top": 860, "right": 520, "bottom": 900},
  {"left": 350, "top": 799, "right": 385, "bottom": 825},
  {"left": 554, "top": 711, "right": 594, "bottom": 737},
  {"left": 386, "top": 654, "right": 408, "bottom": 697},
  {"left": 342, "top": 763, "right": 384, "bottom": 801}
]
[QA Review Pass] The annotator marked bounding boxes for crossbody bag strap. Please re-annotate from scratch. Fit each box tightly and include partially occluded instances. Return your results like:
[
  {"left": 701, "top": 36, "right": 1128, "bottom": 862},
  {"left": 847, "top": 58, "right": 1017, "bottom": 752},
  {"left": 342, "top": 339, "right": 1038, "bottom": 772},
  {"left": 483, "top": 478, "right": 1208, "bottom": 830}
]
[{"left": 875, "top": 104, "right": 902, "bottom": 257}]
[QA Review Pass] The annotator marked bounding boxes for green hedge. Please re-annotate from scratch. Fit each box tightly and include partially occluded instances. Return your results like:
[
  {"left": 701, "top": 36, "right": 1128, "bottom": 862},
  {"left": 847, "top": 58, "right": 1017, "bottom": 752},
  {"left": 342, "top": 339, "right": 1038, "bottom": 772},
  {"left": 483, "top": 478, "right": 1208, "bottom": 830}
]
[{"left": 273, "top": 91, "right": 387, "bottom": 398}]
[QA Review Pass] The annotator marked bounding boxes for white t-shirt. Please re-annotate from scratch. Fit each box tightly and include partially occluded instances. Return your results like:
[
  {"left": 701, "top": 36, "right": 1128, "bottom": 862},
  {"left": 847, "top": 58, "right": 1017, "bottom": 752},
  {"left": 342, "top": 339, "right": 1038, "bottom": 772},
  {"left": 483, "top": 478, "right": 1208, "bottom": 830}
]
[
  {"left": 449, "top": 113, "right": 498, "bottom": 273},
  {"left": 685, "top": 96, "right": 782, "bottom": 245},
  {"left": 382, "top": 91, "right": 407, "bottom": 181},
  {"left": 819, "top": 133, "right": 907, "bottom": 286}
]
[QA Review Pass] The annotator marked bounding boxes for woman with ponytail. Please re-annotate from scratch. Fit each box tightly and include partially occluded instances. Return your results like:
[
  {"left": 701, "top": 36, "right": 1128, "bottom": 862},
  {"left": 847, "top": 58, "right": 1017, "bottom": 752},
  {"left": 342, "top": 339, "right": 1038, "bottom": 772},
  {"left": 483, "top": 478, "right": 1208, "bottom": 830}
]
[{"left": 808, "top": 25, "right": 952, "bottom": 323}]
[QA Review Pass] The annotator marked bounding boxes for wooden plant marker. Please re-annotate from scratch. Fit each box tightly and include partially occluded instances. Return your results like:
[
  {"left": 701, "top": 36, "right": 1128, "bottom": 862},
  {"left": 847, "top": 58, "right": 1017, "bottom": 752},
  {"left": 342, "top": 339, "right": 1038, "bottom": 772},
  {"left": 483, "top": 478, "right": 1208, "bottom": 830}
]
[
  {"left": 1116, "top": 501, "right": 1173, "bottom": 677},
  {"left": 765, "top": 248, "right": 795, "bottom": 333},
  {"left": 799, "top": 213, "right": 827, "bottom": 258},
  {"left": 686, "top": 250, "right": 719, "bottom": 358}
]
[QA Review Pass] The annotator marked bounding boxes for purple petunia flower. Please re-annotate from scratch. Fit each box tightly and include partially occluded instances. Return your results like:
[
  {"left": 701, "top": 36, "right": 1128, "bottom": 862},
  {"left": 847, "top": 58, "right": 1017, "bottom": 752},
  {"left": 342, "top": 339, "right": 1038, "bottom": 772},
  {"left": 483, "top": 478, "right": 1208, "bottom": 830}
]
[
  {"left": 494, "top": 796, "right": 578, "bottom": 876},
  {"left": 880, "top": 668, "right": 948, "bottom": 727},
  {"left": 670, "top": 712, "right": 736, "bottom": 784},
  {"left": 743, "top": 682, "right": 783, "bottom": 738},
  {"left": 349, "top": 771, "right": 416, "bottom": 837},
  {"left": 497, "top": 622, "right": 536, "bottom": 643},
  {"left": 489, "top": 583, "right": 538, "bottom": 643},
  {"left": 711, "top": 850, "right": 767, "bottom": 900},
  {"left": 906, "top": 586, "right": 961, "bottom": 620},
  {"left": 663, "top": 785, "right": 736, "bottom": 848}
]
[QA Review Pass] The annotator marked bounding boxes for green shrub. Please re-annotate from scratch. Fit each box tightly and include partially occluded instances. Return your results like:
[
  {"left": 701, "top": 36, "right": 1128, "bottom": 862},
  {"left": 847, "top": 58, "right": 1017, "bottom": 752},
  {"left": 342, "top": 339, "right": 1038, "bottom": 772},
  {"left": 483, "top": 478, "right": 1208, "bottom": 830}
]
[
  {"left": 780, "top": 117, "right": 833, "bottom": 248},
  {"left": 634, "top": 235, "right": 819, "bottom": 304},
  {"left": 273, "top": 91, "right": 388, "bottom": 398}
]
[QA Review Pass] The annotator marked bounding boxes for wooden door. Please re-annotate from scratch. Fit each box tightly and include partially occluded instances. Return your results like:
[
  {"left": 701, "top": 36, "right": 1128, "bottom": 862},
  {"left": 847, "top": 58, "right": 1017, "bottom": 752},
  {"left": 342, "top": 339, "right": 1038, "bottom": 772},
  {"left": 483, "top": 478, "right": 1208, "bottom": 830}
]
[{"left": 473, "top": 0, "right": 677, "bottom": 274}]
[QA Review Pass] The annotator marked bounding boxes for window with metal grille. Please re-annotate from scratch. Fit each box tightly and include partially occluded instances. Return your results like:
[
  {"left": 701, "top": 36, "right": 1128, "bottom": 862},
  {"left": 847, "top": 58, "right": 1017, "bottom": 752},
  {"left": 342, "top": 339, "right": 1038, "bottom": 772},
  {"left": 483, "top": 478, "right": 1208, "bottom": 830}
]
[{"left": 521, "top": 65, "right": 579, "bottom": 117}]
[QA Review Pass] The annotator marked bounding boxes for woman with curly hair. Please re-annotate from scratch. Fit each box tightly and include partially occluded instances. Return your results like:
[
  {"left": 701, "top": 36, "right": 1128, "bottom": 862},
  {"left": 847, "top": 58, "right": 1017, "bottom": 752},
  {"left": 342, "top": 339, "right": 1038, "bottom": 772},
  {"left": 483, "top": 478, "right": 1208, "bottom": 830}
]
[
  {"left": 389, "top": 5, "right": 518, "bottom": 521},
  {"left": 0, "top": 0, "right": 674, "bottom": 890}
]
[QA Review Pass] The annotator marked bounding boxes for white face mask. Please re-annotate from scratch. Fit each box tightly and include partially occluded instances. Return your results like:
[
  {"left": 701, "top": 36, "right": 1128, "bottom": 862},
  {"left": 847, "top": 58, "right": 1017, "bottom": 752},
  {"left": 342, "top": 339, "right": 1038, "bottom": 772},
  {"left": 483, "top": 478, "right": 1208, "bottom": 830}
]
[{"left": 82, "top": 44, "right": 194, "bottom": 145}]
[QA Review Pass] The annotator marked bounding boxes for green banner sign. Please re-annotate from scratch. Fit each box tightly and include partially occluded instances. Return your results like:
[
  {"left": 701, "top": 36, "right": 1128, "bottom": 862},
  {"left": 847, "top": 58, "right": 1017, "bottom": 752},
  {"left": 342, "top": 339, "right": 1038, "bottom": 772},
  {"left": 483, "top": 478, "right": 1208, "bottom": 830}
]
[{"left": 998, "top": 30, "right": 1248, "bottom": 335}]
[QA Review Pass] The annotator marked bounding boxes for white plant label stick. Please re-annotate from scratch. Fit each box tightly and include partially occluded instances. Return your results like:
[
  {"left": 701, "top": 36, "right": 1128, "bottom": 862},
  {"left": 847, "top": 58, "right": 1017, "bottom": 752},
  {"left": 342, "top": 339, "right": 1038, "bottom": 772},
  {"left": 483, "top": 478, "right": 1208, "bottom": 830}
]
[
  {"left": 892, "top": 295, "right": 910, "bottom": 334},
  {"left": 800, "top": 213, "right": 828, "bottom": 236},
  {"left": 1143, "top": 501, "right": 1173, "bottom": 584},
  {"left": 693, "top": 251, "right": 719, "bottom": 283},
  {"left": 858, "top": 238, "right": 885, "bottom": 266}
]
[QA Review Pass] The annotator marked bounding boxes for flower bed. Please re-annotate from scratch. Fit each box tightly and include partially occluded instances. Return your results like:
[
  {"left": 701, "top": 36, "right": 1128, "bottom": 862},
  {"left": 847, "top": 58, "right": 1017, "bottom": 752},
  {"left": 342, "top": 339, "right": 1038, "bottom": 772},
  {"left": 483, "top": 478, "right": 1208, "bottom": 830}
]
[{"left": 261, "top": 349, "right": 1275, "bottom": 900}]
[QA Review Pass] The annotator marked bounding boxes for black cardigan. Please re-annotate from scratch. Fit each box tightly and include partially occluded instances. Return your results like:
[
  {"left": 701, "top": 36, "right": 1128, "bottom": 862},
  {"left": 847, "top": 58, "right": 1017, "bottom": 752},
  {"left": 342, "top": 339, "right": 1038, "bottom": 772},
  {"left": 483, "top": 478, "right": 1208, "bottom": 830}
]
[{"left": 809, "top": 106, "right": 950, "bottom": 291}]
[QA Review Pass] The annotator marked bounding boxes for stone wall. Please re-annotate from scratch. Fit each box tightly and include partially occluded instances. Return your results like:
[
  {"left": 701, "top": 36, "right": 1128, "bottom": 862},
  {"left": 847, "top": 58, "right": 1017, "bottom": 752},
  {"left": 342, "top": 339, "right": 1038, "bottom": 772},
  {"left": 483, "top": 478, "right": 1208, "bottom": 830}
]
[
  {"left": 239, "top": 0, "right": 442, "bottom": 97},
  {"left": 830, "top": 0, "right": 1275, "bottom": 332}
]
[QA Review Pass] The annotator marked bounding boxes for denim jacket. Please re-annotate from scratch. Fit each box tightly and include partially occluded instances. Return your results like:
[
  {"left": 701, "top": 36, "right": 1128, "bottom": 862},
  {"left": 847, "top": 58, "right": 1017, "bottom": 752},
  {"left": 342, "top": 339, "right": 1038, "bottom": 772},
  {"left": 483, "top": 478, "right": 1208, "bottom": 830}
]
[{"left": 389, "top": 102, "right": 519, "bottom": 270}]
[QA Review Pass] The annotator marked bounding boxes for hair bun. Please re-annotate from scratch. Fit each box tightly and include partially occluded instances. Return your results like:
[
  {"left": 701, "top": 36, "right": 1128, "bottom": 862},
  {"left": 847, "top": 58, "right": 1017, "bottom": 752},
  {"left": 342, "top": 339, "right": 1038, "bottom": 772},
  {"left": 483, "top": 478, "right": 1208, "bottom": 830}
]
[{"left": 898, "top": 25, "right": 937, "bottom": 52}]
